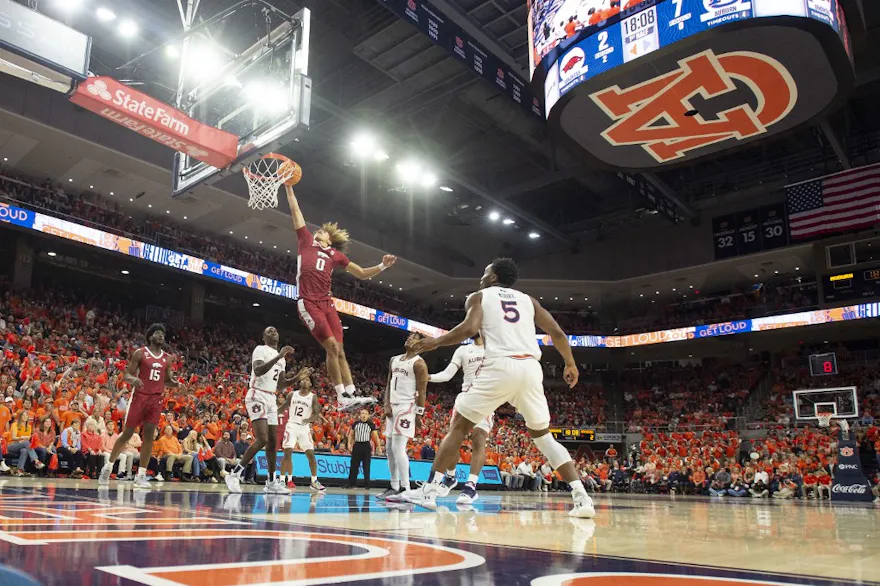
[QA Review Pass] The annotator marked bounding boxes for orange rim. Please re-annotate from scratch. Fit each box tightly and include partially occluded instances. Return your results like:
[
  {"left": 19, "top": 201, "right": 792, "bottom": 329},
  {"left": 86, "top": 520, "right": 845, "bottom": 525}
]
[{"left": 242, "top": 152, "right": 296, "bottom": 181}]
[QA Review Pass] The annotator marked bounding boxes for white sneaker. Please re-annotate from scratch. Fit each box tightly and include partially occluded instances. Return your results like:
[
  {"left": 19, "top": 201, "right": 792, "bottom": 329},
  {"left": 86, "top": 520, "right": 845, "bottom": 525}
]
[
  {"left": 570, "top": 492, "right": 596, "bottom": 519},
  {"left": 436, "top": 475, "right": 458, "bottom": 497},
  {"left": 456, "top": 482, "right": 479, "bottom": 505},
  {"left": 133, "top": 475, "right": 152, "bottom": 490},
  {"left": 98, "top": 464, "right": 113, "bottom": 486},
  {"left": 225, "top": 472, "right": 242, "bottom": 494},
  {"left": 310, "top": 479, "right": 326, "bottom": 492},
  {"left": 265, "top": 478, "right": 291, "bottom": 495},
  {"left": 156, "top": 473, "right": 164, "bottom": 482},
  {"left": 0, "top": 461, "right": 10, "bottom": 473},
  {"left": 400, "top": 483, "right": 438, "bottom": 510}
]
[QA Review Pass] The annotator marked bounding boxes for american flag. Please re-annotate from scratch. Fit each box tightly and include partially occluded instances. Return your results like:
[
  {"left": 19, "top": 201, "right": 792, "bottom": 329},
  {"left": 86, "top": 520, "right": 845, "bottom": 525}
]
[{"left": 786, "top": 163, "right": 880, "bottom": 240}]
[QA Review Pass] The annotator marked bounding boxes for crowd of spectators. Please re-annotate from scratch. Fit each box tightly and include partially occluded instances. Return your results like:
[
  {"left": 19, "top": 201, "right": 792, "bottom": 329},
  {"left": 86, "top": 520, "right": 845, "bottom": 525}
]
[{"left": 622, "top": 363, "right": 759, "bottom": 432}]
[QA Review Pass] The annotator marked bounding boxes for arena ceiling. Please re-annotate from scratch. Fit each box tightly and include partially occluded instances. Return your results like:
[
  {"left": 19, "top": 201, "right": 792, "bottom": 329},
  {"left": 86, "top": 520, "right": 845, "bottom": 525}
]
[{"left": 0, "top": 0, "right": 877, "bottom": 305}]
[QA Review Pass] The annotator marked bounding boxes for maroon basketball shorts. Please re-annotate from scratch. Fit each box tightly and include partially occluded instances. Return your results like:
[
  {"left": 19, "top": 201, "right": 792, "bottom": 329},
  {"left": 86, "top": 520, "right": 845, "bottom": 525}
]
[
  {"left": 124, "top": 391, "right": 163, "bottom": 430},
  {"left": 296, "top": 298, "right": 344, "bottom": 343}
]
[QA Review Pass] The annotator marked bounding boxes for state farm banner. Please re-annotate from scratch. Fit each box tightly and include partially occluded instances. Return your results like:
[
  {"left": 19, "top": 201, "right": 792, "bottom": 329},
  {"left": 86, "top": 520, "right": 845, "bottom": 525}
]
[{"left": 69, "top": 76, "right": 238, "bottom": 168}]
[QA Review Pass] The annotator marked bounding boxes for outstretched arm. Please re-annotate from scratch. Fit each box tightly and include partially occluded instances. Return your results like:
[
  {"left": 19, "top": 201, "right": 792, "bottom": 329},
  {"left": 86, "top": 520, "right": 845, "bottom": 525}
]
[
  {"left": 414, "top": 293, "right": 482, "bottom": 353},
  {"left": 532, "top": 296, "right": 579, "bottom": 388},
  {"left": 285, "top": 185, "right": 306, "bottom": 230},
  {"left": 345, "top": 255, "right": 397, "bottom": 280}
]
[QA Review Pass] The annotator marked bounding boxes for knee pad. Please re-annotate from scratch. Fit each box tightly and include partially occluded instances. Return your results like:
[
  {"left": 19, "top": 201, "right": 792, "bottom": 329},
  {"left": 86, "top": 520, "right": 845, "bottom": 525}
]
[{"left": 532, "top": 433, "right": 572, "bottom": 470}]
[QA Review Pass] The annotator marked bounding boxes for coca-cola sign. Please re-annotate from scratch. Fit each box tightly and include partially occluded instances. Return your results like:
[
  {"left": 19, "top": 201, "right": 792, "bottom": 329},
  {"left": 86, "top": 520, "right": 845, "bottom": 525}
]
[
  {"left": 69, "top": 76, "right": 238, "bottom": 168},
  {"left": 832, "top": 484, "right": 867, "bottom": 494}
]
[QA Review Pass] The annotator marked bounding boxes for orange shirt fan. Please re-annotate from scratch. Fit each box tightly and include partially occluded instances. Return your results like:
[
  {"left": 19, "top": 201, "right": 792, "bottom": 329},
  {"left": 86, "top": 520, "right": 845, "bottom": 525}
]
[{"left": 242, "top": 153, "right": 302, "bottom": 210}]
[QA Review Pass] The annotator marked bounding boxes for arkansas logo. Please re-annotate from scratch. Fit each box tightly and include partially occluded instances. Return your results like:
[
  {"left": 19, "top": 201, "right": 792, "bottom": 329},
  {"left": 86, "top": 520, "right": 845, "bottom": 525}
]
[
  {"left": 840, "top": 446, "right": 854, "bottom": 457},
  {"left": 590, "top": 49, "right": 797, "bottom": 163}
]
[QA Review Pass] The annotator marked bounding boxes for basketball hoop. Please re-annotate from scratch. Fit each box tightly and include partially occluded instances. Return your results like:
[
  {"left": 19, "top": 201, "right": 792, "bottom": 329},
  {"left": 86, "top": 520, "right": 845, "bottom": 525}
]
[
  {"left": 242, "top": 153, "right": 301, "bottom": 210},
  {"left": 816, "top": 412, "right": 833, "bottom": 428}
]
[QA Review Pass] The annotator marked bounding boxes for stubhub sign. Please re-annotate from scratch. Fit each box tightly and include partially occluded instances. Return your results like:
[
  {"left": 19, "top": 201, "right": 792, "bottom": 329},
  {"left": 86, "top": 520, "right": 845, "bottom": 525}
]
[{"left": 253, "top": 451, "right": 503, "bottom": 486}]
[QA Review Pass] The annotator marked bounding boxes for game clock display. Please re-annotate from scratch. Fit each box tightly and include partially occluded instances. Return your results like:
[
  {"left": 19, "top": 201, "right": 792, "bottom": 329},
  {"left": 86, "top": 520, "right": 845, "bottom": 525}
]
[
  {"left": 542, "top": 0, "right": 844, "bottom": 117},
  {"left": 549, "top": 428, "right": 596, "bottom": 441},
  {"left": 822, "top": 267, "right": 880, "bottom": 303},
  {"left": 809, "top": 352, "right": 838, "bottom": 376}
]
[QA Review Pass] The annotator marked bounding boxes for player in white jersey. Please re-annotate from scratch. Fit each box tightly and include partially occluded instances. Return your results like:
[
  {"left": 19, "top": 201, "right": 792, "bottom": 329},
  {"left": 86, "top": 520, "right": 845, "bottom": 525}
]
[
  {"left": 279, "top": 370, "right": 326, "bottom": 492},
  {"left": 226, "top": 326, "right": 309, "bottom": 495},
  {"left": 377, "top": 332, "right": 428, "bottom": 501},
  {"left": 405, "top": 258, "right": 595, "bottom": 518},
  {"left": 429, "top": 334, "right": 490, "bottom": 504}
]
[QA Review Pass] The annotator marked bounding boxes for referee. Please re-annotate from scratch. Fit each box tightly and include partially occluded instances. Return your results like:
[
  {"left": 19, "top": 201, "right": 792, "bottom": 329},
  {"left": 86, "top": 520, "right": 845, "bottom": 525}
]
[{"left": 347, "top": 409, "right": 380, "bottom": 489}]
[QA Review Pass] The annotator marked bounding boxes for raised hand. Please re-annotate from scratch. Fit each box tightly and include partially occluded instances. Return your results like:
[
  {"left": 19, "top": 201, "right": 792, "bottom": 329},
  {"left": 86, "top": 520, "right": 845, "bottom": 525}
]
[
  {"left": 279, "top": 346, "right": 295, "bottom": 357},
  {"left": 382, "top": 254, "right": 397, "bottom": 268}
]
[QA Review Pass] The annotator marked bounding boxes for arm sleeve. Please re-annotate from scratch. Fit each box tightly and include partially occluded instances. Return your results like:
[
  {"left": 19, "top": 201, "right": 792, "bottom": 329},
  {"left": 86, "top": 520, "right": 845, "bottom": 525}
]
[{"left": 429, "top": 347, "right": 463, "bottom": 383}]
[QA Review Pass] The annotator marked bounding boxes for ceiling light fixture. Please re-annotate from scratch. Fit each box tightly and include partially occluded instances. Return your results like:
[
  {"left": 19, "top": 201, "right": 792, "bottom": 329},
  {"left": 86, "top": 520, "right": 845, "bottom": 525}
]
[
  {"left": 252, "top": 303, "right": 260, "bottom": 307},
  {"left": 47, "top": 252, "right": 57, "bottom": 257},
  {"left": 488, "top": 211, "right": 500, "bottom": 222},
  {"left": 528, "top": 232, "right": 540, "bottom": 239},
  {"left": 121, "top": 270, "right": 129, "bottom": 275},
  {"left": 438, "top": 186, "right": 453, "bottom": 192},
  {"left": 118, "top": 20, "right": 138, "bottom": 38},
  {"left": 96, "top": 7, "right": 116, "bottom": 21},
  {"left": 502, "top": 218, "right": 515, "bottom": 225}
]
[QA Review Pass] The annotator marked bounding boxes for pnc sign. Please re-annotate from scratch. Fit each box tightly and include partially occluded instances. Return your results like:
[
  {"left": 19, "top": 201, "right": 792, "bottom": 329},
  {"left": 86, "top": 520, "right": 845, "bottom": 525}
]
[{"left": 591, "top": 49, "right": 796, "bottom": 164}]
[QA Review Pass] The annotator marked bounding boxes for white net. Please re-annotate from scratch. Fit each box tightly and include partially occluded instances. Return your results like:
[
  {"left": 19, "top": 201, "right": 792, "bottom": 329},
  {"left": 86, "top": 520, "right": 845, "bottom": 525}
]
[
  {"left": 816, "top": 412, "right": 833, "bottom": 427},
  {"left": 243, "top": 155, "right": 298, "bottom": 210}
]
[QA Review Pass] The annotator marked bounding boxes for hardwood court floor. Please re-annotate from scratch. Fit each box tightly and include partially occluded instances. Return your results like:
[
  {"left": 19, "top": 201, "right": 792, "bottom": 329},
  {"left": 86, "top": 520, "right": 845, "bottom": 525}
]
[{"left": 0, "top": 478, "right": 877, "bottom": 585}]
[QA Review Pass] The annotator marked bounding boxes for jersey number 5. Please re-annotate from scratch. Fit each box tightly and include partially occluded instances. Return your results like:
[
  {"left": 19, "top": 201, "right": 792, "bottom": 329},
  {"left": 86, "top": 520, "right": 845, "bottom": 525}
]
[
  {"left": 148, "top": 368, "right": 161, "bottom": 382},
  {"left": 500, "top": 300, "right": 520, "bottom": 323}
]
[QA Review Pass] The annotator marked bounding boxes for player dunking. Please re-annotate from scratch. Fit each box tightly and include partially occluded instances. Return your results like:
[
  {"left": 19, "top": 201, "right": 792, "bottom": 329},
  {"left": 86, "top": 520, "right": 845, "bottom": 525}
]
[
  {"left": 278, "top": 370, "right": 326, "bottom": 491},
  {"left": 428, "top": 334, "right": 490, "bottom": 504},
  {"left": 225, "top": 326, "right": 309, "bottom": 494},
  {"left": 377, "top": 332, "right": 428, "bottom": 501},
  {"left": 404, "top": 258, "right": 595, "bottom": 518},
  {"left": 285, "top": 185, "right": 397, "bottom": 409},
  {"left": 99, "top": 323, "right": 186, "bottom": 490}
]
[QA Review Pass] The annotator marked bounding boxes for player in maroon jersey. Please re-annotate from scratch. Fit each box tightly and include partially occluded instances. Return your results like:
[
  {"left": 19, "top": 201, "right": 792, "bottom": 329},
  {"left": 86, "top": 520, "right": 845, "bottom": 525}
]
[
  {"left": 98, "top": 323, "right": 186, "bottom": 490},
  {"left": 285, "top": 185, "right": 396, "bottom": 409}
]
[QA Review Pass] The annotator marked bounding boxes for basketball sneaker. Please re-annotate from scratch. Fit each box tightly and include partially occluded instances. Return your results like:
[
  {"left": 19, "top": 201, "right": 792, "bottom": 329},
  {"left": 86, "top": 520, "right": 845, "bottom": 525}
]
[
  {"left": 385, "top": 487, "right": 410, "bottom": 502},
  {"left": 375, "top": 487, "right": 398, "bottom": 500},
  {"left": 133, "top": 475, "right": 152, "bottom": 490},
  {"left": 265, "top": 477, "right": 291, "bottom": 495},
  {"left": 287, "top": 480, "right": 297, "bottom": 489},
  {"left": 310, "top": 479, "right": 326, "bottom": 492},
  {"left": 225, "top": 471, "right": 242, "bottom": 494},
  {"left": 456, "top": 481, "right": 479, "bottom": 505},
  {"left": 436, "top": 474, "right": 458, "bottom": 497},
  {"left": 98, "top": 464, "right": 112, "bottom": 486},
  {"left": 569, "top": 492, "right": 596, "bottom": 519},
  {"left": 400, "top": 483, "right": 438, "bottom": 510}
]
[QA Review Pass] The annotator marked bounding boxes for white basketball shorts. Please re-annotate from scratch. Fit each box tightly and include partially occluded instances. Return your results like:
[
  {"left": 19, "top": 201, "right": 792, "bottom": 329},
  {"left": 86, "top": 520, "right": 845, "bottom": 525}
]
[
  {"left": 245, "top": 388, "right": 279, "bottom": 426},
  {"left": 454, "top": 357, "right": 550, "bottom": 430},
  {"left": 451, "top": 407, "right": 493, "bottom": 434},
  {"left": 282, "top": 422, "right": 314, "bottom": 451},
  {"left": 384, "top": 402, "right": 416, "bottom": 439}
]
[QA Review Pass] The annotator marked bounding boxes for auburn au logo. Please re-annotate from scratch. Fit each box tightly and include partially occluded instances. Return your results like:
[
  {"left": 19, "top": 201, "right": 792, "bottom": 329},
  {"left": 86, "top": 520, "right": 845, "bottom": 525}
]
[{"left": 590, "top": 49, "right": 797, "bottom": 163}]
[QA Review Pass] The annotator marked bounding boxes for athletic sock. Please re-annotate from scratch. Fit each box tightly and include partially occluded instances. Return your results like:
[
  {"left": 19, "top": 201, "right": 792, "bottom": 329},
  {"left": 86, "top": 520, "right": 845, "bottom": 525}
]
[
  {"left": 432, "top": 471, "right": 445, "bottom": 484},
  {"left": 445, "top": 469, "right": 456, "bottom": 478},
  {"left": 311, "top": 476, "right": 317, "bottom": 483},
  {"left": 344, "top": 384, "right": 357, "bottom": 396},
  {"left": 468, "top": 474, "right": 479, "bottom": 485},
  {"left": 137, "top": 468, "right": 146, "bottom": 478},
  {"left": 335, "top": 384, "right": 347, "bottom": 398},
  {"left": 390, "top": 480, "right": 400, "bottom": 490},
  {"left": 570, "top": 479, "right": 586, "bottom": 495},
  {"left": 232, "top": 464, "right": 244, "bottom": 476}
]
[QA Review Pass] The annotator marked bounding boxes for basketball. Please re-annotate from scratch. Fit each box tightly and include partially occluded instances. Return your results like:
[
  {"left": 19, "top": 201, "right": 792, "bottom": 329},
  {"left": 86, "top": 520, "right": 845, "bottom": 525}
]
[{"left": 281, "top": 159, "right": 302, "bottom": 186}]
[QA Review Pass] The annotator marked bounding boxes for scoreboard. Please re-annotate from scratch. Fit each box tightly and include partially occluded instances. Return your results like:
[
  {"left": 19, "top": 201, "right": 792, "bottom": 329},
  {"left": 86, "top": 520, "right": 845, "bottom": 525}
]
[
  {"left": 711, "top": 203, "right": 790, "bottom": 260},
  {"left": 549, "top": 428, "right": 596, "bottom": 442},
  {"left": 540, "top": 0, "right": 846, "bottom": 109},
  {"left": 822, "top": 267, "right": 880, "bottom": 303}
]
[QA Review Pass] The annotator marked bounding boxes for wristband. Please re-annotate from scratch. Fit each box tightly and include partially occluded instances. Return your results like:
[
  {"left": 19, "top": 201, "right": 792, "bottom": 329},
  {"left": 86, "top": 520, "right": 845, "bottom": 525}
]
[
  {"left": 415, "top": 406, "right": 425, "bottom": 415},
  {"left": 378, "top": 263, "right": 388, "bottom": 272}
]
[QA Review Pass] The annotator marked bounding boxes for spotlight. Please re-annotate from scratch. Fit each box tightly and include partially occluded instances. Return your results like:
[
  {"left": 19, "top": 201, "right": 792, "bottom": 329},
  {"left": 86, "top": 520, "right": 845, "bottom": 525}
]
[
  {"left": 47, "top": 252, "right": 57, "bottom": 257},
  {"left": 253, "top": 303, "right": 260, "bottom": 307},
  {"left": 502, "top": 218, "right": 515, "bottom": 225},
  {"left": 96, "top": 7, "right": 116, "bottom": 22},
  {"left": 118, "top": 20, "right": 138, "bottom": 38},
  {"left": 244, "top": 80, "right": 288, "bottom": 113},
  {"left": 420, "top": 172, "right": 437, "bottom": 188},
  {"left": 488, "top": 211, "right": 500, "bottom": 222},
  {"left": 121, "top": 270, "right": 129, "bottom": 275},
  {"left": 351, "top": 134, "right": 377, "bottom": 156},
  {"left": 528, "top": 232, "right": 540, "bottom": 239},
  {"left": 373, "top": 149, "right": 389, "bottom": 162},
  {"left": 165, "top": 45, "right": 180, "bottom": 59},
  {"left": 55, "top": 0, "right": 83, "bottom": 12},
  {"left": 396, "top": 161, "right": 420, "bottom": 182},
  {"left": 439, "top": 186, "right": 453, "bottom": 192},
  {"left": 187, "top": 44, "right": 225, "bottom": 81}
]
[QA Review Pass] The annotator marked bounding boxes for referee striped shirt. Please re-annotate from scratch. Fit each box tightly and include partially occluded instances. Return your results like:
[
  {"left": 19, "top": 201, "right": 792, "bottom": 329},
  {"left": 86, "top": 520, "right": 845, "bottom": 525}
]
[{"left": 352, "top": 420, "right": 375, "bottom": 443}]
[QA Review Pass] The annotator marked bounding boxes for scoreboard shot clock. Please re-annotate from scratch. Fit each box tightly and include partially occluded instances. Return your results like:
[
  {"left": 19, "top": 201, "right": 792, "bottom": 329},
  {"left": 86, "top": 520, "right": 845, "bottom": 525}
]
[
  {"left": 809, "top": 352, "right": 838, "bottom": 376},
  {"left": 531, "top": 0, "right": 854, "bottom": 169}
]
